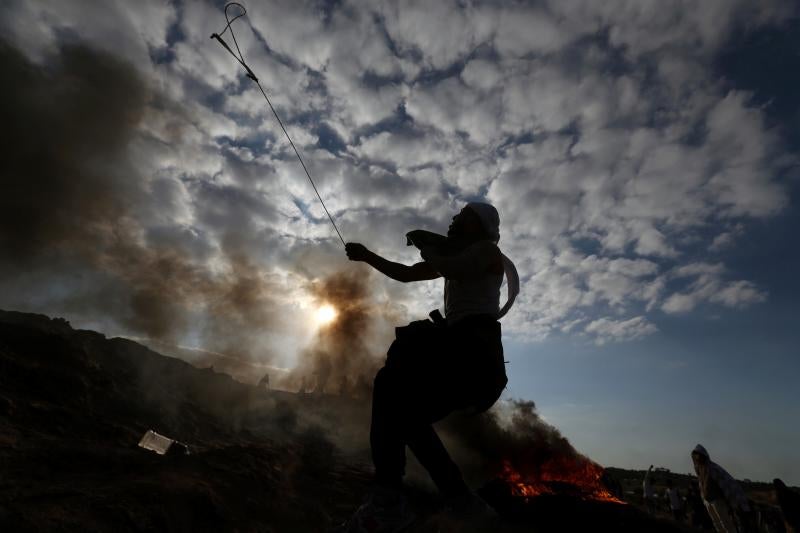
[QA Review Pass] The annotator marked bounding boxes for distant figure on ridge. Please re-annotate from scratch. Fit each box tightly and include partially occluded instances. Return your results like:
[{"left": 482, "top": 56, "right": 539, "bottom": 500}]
[
  {"left": 691, "top": 444, "right": 752, "bottom": 533},
  {"left": 643, "top": 465, "right": 656, "bottom": 513},
  {"left": 665, "top": 479, "right": 684, "bottom": 522},
  {"left": 339, "top": 202, "right": 519, "bottom": 531},
  {"left": 258, "top": 372, "right": 270, "bottom": 390}
]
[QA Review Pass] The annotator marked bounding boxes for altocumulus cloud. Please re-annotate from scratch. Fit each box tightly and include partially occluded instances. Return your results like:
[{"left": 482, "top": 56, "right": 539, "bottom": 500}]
[{"left": 0, "top": 0, "right": 796, "bottom": 352}]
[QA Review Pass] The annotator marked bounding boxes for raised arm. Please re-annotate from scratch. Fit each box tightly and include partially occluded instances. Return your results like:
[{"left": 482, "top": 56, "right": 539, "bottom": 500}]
[{"left": 346, "top": 243, "right": 440, "bottom": 283}]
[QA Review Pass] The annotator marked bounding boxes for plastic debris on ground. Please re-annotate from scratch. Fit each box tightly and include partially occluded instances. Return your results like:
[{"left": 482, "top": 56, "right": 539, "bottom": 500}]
[{"left": 138, "top": 429, "right": 190, "bottom": 456}]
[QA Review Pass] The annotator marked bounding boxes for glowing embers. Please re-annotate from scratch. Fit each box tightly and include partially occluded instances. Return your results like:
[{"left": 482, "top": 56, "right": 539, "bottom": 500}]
[
  {"left": 314, "top": 304, "right": 338, "bottom": 327},
  {"left": 500, "top": 457, "right": 625, "bottom": 504}
]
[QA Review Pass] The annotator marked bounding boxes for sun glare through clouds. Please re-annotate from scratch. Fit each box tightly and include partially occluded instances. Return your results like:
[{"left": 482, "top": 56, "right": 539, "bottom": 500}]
[{"left": 315, "top": 304, "right": 337, "bottom": 327}]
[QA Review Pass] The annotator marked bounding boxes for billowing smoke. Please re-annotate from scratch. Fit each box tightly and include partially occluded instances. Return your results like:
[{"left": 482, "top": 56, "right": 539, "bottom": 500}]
[
  {"left": 281, "top": 269, "right": 403, "bottom": 394},
  {"left": 271, "top": 269, "right": 593, "bottom": 483},
  {"left": 0, "top": 40, "right": 284, "bottom": 364},
  {"left": 439, "top": 400, "right": 594, "bottom": 486},
  {"left": 0, "top": 40, "right": 592, "bottom": 486},
  {"left": 0, "top": 41, "right": 145, "bottom": 267}
]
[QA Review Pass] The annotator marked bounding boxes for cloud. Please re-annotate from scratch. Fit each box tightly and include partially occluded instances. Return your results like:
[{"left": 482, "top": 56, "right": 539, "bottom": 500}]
[
  {"left": 706, "top": 92, "right": 790, "bottom": 217},
  {"left": 0, "top": 0, "right": 795, "bottom": 354},
  {"left": 585, "top": 316, "right": 658, "bottom": 345},
  {"left": 661, "top": 262, "right": 768, "bottom": 314},
  {"left": 0, "top": 0, "right": 175, "bottom": 67},
  {"left": 375, "top": 0, "right": 492, "bottom": 70},
  {"left": 709, "top": 224, "right": 744, "bottom": 252}
]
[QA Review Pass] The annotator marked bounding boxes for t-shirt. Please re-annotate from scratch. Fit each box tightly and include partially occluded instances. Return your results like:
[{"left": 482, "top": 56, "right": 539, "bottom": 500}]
[
  {"left": 444, "top": 272, "right": 502, "bottom": 323},
  {"left": 435, "top": 241, "right": 503, "bottom": 324}
]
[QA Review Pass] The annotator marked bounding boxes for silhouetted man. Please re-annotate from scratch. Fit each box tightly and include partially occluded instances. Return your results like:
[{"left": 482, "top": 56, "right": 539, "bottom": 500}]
[{"left": 339, "top": 202, "right": 518, "bottom": 532}]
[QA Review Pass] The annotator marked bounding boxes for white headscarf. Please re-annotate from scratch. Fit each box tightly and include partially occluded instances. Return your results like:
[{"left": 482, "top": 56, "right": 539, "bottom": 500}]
[
  {"left": 466, "top": 202, "right": 520, "bottom": 319},
  {"left": 693, "top": 444, "right": 710, "bottom": 459}
]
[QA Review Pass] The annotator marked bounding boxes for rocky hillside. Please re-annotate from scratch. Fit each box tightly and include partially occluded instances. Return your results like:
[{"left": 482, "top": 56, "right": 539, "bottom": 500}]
[{"left": 0, "top": 310, "right": 689, "bottom": 532}]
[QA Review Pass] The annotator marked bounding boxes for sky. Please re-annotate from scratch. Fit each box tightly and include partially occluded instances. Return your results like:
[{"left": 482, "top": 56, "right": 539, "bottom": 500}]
[{"left": 1, "top": 1, "right": 798, "bottom": 484}]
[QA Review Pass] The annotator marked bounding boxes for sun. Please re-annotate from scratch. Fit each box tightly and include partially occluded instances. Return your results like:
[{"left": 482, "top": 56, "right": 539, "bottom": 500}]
[{"left": 315, "top": 304, "right": 337, "bottom": 326}]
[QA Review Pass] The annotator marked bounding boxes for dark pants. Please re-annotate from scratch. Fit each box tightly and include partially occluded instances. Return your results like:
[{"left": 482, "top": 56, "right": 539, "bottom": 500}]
[{"left": 370, "top": 314, "right": 506, "bottom": 498}]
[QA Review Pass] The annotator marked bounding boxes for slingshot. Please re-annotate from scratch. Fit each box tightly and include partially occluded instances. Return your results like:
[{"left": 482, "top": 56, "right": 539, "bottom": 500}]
[{"left": 211, "top": 2, "right": 346, "bottom": 247}]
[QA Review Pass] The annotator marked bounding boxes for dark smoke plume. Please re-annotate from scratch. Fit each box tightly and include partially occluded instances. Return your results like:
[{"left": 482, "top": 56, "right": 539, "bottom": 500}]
[
  {"left": 439, "top": 400, "right": 590, "bottom": 484},
  {"left": 0, "top": 40, "right": 282, "bottom": 363},
  {"left": 0, "top": 41, "right": 146, "bottom": 263},
  {"left": 282, "top": 269, "right": 402, "bottom": 394},
  {"left": 272, "top": 272, "right": 587, "bottom": 485}
]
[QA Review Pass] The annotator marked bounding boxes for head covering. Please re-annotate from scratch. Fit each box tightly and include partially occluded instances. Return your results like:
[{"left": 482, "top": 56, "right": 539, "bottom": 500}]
[
  {"left": 692, "top": 444, "right": 710, "bottom": 459},
  {"left": 466, "top": 202, "right": 500, "bottom": 243},
  {"left": 465, "top": 201, "right": 519, "bottom": 319},
  {"left": 692, "top": 443, "right": 750, "bottom": 511}
]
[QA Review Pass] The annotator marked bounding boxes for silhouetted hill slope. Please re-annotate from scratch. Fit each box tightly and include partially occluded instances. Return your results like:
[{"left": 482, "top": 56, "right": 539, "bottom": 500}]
[
  {"left": 0, "top": 310, "right": 381, "bottom": 531},
  {"left": 0, "top": 310, "right": 690, "bottom": 532}
]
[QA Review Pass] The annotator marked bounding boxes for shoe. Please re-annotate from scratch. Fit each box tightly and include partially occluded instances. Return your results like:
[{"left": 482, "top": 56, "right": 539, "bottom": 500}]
[{"left": 333, "top": 489, "right": 416, "bottom": 533}]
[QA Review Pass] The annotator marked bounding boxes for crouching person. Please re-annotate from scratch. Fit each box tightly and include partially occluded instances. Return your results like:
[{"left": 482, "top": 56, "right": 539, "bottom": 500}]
[{"left": 338, "top": 203, "right": 519, "bottom": 532}]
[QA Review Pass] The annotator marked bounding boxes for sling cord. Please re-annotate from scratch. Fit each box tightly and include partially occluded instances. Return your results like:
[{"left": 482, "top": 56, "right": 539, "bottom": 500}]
[{"left": 211, "top": 2, "right": 346, "bottom": 248}]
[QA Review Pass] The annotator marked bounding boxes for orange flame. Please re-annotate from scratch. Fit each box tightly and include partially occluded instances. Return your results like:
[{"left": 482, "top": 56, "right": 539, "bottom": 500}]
[{"left": 500, "top": 457, "right": 625, "bottom": 504}]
